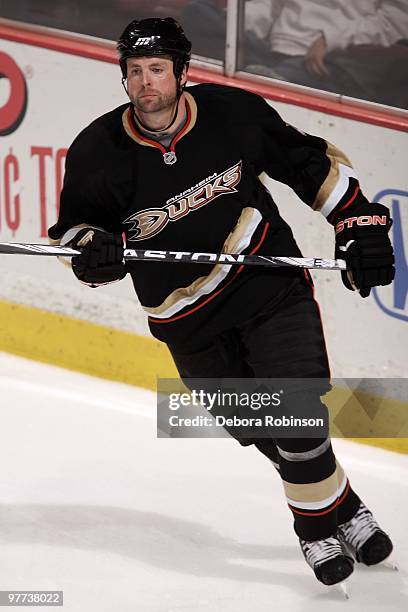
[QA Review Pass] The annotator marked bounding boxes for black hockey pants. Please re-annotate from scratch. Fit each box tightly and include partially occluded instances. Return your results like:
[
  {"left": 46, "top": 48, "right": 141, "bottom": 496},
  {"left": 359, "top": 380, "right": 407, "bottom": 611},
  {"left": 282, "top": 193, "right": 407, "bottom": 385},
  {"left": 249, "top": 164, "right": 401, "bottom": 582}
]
[{"left": 168, "top": 276, "right": 361, "bottom": 541}]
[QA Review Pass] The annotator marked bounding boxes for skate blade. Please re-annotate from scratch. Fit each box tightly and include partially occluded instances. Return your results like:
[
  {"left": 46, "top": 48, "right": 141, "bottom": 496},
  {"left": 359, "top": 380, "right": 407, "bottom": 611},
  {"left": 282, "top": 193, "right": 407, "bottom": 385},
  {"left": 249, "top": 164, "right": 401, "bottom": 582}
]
[
  {"left": 335, "top": 581, "right": 350, "bottom": 599},
  {"left": 381, "top": 558, "right": 399, "bottom": 571}
]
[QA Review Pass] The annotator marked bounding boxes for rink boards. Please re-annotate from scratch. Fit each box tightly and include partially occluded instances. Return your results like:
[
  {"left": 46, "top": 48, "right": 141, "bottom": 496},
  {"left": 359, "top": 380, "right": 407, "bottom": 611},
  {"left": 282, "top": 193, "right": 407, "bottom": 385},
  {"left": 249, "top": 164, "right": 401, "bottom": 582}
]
[{"left": 0, "top": 22, "right": 407, "bottom": 453}]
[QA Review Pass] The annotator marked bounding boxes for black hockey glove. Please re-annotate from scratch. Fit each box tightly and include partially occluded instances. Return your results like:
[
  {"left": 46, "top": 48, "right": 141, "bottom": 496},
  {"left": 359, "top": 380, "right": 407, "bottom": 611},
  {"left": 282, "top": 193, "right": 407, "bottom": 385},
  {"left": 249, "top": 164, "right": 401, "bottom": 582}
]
[
  {"left": 334, "top": 201, "right": 395, "bottom": 298},
  {"left": 70, "top": 228, "right": 127, "bottom": 286}
]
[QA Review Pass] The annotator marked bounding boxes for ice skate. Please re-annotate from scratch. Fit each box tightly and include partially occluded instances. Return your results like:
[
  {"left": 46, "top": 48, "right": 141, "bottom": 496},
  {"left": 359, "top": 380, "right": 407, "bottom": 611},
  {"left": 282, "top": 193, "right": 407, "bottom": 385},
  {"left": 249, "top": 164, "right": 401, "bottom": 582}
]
[
  {"left": 299, "top": 535, "right": 354, "bottom": 586},
  {"left": 337, "top": 502, "right": 393, "bottom": 566}
]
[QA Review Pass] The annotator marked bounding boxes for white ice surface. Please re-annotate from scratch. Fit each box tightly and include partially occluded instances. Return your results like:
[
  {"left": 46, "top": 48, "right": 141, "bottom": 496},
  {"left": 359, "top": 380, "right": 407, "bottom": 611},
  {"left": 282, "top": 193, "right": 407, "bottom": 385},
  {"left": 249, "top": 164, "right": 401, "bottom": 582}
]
[{"left": 0, "top": 352, "right": 407, "bottom": 611}]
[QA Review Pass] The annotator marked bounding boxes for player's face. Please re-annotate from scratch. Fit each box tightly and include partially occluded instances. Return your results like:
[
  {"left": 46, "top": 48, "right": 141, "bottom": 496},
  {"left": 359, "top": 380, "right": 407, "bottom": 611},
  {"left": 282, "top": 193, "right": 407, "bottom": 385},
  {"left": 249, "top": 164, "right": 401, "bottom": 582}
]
[{"left": 125, "top": 57, "right": 183, "bottom": 114}]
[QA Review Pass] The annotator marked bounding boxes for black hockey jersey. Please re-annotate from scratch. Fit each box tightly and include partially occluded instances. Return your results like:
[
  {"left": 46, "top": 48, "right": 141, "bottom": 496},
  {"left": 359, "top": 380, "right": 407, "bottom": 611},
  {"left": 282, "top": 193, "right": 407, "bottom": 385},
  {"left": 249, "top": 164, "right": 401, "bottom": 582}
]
[{"left": 48, "top": 84, "right": 366, "bottom": 345}]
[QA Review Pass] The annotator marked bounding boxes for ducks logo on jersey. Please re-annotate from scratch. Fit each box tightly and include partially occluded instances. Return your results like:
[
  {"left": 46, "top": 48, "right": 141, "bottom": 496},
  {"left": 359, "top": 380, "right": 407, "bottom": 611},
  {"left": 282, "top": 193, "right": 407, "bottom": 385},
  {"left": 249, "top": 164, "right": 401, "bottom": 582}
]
[{"left": 123, "top": 161, "right": 242, "bottom": 241}]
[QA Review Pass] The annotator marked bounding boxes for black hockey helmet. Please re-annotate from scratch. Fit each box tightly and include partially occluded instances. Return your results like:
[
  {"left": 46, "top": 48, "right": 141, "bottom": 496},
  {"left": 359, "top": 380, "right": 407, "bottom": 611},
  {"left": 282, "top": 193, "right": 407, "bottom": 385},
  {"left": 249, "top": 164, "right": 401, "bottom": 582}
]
[{"left": 117, "top": 17, "right": 192, "bottom": 82}]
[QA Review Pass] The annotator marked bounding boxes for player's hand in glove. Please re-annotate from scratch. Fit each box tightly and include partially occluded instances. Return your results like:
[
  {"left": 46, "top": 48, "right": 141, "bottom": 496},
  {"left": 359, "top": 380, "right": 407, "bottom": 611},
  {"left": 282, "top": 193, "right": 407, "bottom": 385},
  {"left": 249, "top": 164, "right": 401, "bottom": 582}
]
[
  {"left": 334, "top": 201, "right": 395, "bottom": 298},
  {"left": 69, "top": 228, "right": 127, "bottom": 286}
]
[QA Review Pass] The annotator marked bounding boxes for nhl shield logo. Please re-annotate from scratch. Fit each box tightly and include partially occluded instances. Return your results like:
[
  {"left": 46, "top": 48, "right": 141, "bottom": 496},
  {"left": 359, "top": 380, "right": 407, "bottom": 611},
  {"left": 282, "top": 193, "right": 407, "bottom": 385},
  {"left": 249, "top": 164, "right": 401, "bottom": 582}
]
[{"left": 163, "top": 151, "right": 177, "bottom": 165}]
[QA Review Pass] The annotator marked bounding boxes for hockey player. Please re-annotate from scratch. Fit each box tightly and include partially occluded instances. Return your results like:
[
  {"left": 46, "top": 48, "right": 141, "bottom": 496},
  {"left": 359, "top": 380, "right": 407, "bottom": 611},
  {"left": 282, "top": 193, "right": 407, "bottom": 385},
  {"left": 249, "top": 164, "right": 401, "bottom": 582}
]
[{"left": 48, "top": 18, "right": 395, "bottom": 587}]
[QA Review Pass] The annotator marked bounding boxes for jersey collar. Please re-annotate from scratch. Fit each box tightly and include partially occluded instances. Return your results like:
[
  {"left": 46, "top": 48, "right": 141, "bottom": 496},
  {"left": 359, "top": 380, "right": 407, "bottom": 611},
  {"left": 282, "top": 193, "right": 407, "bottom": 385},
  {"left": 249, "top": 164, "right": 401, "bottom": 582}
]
[{"left": 122, "top": 92, "right": 197, "bottom": 154}]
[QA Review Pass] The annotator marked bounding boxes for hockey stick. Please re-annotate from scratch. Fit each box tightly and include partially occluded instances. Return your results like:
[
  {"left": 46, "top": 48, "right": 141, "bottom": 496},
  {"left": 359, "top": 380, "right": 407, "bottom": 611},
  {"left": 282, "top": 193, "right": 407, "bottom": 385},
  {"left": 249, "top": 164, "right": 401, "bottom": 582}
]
[{"left": 0, "top": 242, "right": 347, "bottom": 270}]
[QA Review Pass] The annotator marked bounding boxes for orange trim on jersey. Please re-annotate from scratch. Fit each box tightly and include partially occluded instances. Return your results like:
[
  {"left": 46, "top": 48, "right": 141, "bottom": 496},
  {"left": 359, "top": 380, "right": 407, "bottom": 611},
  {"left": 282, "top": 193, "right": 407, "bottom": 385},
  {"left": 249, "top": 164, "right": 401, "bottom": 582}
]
[
  {"left": 170, "top": 100, "right": 192, "bottom": 152},
  {"left": 127, "top": 107, "right": 167, "bottom": 153},
  {"left": 123, "top": 94, "right": 196, "bottom": 156},
  {"left": 289, "top": 480, "right": 350, "bottom": 517},
  {"left": 234, "top": 221, "right": 270, "bottom": 275},
  {"left": 149, "top": 222, "right": 270, "bottom": 325}
]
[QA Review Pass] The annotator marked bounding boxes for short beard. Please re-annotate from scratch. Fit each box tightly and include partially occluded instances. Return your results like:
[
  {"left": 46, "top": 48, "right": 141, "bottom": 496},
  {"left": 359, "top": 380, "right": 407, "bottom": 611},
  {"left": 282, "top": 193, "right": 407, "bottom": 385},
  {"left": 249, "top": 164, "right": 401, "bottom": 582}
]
[{"left": 134, "top": 90, "right": 178, "bottom": 114}]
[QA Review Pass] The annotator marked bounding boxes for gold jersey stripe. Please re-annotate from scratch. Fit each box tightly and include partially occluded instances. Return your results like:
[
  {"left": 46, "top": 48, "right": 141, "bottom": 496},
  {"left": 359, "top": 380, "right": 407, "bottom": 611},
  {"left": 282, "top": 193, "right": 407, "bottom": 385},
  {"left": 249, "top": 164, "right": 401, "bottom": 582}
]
[
  {"left": 142, "top": 207, "right": 260, "bottom": 316},
  {"left": 313, "top": 142, "right": 354, "bottom": 212}
]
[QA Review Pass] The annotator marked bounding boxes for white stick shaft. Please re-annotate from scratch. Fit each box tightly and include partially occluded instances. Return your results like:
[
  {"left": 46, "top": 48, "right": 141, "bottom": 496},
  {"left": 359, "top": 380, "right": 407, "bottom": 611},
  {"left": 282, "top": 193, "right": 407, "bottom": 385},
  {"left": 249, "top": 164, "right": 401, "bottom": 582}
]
[{"left": 0, "top": 242, "right": 347, "bottom": 270}]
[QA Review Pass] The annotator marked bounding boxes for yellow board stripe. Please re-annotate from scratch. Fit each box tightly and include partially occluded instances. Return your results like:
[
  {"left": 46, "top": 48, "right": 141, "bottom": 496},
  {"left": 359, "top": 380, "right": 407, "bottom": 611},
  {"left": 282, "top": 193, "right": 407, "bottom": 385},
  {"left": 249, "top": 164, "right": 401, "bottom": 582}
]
[
  {"left": 0, "top": 299, "right": 178, "bottom": 390},
  {"left": 0, "top": 299, "right": 407, "bottom": 454},
  {"left": 327, "top": 386, "right": 408, "bottom": 454}
]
